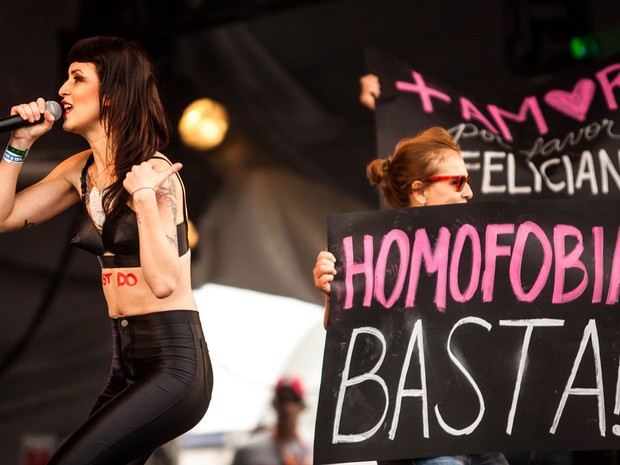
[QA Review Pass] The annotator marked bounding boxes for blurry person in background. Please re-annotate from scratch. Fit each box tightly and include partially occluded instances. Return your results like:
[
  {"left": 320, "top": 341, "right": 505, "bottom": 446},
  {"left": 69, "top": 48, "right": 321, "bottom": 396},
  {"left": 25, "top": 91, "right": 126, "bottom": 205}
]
[{"left": 231, "top": 376, "right": 312, "bottom": 465}]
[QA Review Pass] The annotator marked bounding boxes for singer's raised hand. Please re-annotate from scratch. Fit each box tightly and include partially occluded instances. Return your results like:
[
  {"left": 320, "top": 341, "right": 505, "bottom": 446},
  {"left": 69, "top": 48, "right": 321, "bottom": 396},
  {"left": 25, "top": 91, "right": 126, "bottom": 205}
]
[
  {"left": 10, "top": 97, "right": 56, "bottom": 145},
  {"left": 123, "top": 160, "right": 183, "bottom": 200}
]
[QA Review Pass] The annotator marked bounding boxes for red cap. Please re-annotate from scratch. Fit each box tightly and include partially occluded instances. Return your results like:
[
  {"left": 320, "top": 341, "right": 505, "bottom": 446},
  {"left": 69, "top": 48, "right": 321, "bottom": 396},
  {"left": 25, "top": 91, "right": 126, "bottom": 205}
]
[{"left": 275, "top": 375, "right": 305, "bottom": 400}]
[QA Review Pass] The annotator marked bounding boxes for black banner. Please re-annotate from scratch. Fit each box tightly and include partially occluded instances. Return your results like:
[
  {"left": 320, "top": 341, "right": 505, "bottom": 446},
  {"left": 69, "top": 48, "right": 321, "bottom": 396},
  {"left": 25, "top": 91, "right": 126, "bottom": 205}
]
[
  {"left": 366, "top": 49, "right": 620, "bottom": 201},
  {"left": 314, "top": 199, "right": 620, "bottom": 464}
]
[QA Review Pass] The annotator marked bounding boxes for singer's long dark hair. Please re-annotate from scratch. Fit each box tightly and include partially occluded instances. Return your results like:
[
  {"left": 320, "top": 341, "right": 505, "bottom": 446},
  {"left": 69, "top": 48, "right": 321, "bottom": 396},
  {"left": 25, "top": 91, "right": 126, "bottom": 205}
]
[{"left": 68, "top": 35, "right": 171, "bottom": 220}]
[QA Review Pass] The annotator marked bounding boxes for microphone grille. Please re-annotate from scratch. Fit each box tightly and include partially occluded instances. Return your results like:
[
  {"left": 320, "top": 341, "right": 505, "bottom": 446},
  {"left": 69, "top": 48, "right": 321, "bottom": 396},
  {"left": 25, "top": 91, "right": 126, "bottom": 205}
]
[{"left": 45, "top": 101, "right": 63, "bottom": 121}]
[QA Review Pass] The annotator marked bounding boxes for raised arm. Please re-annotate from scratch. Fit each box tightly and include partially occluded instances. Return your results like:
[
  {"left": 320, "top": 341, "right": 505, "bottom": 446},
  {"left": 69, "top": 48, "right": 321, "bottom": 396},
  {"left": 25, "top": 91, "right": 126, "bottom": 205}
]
[
  {"left": 123, "top": 158, "right": 185, "bottom": 299},
  {"left": 0, "top": 99, "right": 80, "bottom": 232}
]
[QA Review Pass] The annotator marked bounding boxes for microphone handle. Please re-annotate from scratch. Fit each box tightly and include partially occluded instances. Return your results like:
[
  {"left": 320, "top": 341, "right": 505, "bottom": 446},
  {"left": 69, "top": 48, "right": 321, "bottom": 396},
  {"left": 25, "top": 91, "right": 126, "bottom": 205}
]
[
  {"left": 0, "top": 101, "right": 62, "bottom": 133},
  {"left": 0, "top": 114, "right": 44, "bottom": 133}
]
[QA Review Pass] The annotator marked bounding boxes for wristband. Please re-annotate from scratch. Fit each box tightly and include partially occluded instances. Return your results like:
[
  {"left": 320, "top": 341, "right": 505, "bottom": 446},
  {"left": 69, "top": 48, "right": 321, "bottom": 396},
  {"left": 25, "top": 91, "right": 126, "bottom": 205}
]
[
  {"left": 3, "top": 144, "right": 29, "bottom": 164},
  {"left": 6, "top": 144, "right": 29, "bottom": 157}
]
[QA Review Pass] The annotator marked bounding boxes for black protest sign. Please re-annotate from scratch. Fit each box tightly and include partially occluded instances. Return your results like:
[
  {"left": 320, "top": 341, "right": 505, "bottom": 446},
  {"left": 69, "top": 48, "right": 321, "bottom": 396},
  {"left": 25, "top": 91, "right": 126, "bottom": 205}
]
[
  {"left": 366, "top": 49, "right": 620, "bottom": 201},
  {"left": 314, "top": 199, "right": 620, "bottom": 464}
]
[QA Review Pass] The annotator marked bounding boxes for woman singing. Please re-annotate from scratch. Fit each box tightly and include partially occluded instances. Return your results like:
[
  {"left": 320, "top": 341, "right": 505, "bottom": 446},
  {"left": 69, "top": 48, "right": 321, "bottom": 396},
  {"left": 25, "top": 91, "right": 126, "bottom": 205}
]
[{"left": 0, "top": 36, "right": 213, "bottom": 465}]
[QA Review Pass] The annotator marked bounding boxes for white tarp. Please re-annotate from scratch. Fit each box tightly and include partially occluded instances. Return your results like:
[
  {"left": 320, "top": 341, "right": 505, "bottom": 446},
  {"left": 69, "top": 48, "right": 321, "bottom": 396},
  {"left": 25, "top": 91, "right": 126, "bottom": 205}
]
[{"left": 191, "top": 283, "right": 325, "bottom": 439}]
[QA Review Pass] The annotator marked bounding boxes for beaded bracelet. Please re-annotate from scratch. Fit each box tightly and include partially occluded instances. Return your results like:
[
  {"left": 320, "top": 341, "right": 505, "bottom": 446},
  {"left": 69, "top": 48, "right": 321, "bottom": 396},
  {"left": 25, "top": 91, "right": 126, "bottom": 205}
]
[{"left": 3, "top": 144, "right": 29, "bottom": 164}]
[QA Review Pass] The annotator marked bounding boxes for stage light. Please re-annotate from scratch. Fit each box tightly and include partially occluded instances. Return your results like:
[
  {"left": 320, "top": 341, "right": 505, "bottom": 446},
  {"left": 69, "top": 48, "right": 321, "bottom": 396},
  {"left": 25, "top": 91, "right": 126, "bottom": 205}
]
[
  {"left": 569, "top": 33, "right": 600, "bottom": 61},
  {"left": 178, "top": 98, "right": 229, "bottom": 150}
]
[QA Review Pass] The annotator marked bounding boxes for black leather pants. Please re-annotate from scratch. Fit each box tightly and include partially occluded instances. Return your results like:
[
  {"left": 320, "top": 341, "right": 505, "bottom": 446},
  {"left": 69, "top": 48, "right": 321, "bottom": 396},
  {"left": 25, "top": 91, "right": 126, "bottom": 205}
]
[{"left": 48, "top": 310, "right": 213, "bottom": 465}]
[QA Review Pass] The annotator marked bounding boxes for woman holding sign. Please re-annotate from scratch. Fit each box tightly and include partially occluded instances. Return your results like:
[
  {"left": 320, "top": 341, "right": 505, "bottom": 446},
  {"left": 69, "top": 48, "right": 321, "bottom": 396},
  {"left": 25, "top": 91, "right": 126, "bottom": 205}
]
[
  {"left": 0, "top": 36, "right": 212, "bottom": 464},
  {"left": 313, "top": 126, "right": 508, "bottom": 465},
  {"left": 314, "top": 126, "right": 474, "bottom": 328}
]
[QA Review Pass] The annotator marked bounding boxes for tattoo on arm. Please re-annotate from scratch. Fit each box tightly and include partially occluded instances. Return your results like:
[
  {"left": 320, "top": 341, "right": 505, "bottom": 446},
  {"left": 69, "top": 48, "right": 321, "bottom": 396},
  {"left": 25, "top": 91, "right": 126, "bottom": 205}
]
[
  {"left": 156, "top": 177, "right": 178, "bottom": 221},
  {"left": 157, "top": 176, "right": 179, "bottom": 247}
]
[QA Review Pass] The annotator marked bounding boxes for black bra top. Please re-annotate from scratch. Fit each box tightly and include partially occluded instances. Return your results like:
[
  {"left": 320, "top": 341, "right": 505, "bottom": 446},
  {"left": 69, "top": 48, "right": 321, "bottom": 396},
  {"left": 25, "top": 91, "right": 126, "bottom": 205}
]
[{"left": 70, "top": 154, "right": 190, "bottom": 268}]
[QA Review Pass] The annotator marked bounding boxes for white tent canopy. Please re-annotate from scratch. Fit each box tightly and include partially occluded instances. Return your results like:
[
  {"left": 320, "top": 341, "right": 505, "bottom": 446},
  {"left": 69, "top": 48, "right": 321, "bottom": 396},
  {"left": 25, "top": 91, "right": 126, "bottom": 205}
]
[{"left": 190, "top": 283, "right": 326, "bottom": 440}]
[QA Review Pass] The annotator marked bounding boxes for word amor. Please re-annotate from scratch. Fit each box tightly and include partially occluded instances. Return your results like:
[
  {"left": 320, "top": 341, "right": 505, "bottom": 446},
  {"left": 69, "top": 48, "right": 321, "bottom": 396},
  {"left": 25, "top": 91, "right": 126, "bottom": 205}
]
[{"left": 396, "top": 64, "right": 620, "bottom": 143}]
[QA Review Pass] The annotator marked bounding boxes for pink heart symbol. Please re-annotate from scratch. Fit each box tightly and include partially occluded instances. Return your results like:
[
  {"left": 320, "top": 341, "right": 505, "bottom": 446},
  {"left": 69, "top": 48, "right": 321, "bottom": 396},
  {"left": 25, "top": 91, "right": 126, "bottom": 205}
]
[{"left": 544, "top": 78, "right": 596, "bottom": 122}]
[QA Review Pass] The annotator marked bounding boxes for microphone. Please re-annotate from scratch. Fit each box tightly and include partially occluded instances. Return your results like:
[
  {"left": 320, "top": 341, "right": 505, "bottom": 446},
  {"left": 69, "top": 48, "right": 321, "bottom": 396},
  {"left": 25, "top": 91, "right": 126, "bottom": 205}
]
[{"left": 0, "top": 101, "right": 63, "bottom": 133}]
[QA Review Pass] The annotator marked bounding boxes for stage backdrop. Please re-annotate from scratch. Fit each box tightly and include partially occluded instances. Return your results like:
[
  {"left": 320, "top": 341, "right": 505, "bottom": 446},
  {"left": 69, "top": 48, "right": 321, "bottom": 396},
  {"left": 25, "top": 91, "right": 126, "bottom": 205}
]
[
  {"left": 314, "top": 199, "right": 620, "bottom": 464},
  {"left": 366, "top": 48, "right": 620, "bottom": 201}
]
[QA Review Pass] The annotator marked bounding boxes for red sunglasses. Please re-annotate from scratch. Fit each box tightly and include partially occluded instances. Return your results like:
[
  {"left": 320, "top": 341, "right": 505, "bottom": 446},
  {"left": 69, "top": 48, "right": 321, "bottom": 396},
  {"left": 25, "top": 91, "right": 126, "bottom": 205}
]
[{"left": 421, "top": 175, "right": 470, "bottom": 192}]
